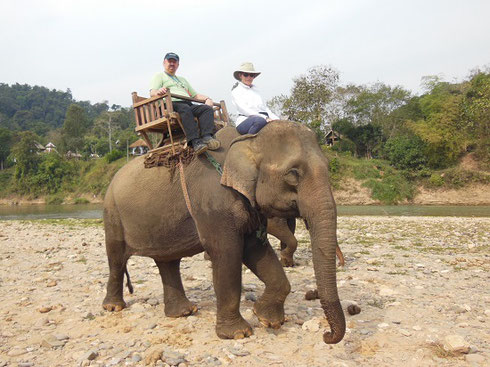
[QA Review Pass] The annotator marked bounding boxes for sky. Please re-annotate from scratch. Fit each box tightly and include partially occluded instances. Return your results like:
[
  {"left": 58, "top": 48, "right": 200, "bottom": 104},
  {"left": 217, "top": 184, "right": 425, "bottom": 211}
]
[{"left": 1, "top": 0, "right": 489, "bottom": 113}]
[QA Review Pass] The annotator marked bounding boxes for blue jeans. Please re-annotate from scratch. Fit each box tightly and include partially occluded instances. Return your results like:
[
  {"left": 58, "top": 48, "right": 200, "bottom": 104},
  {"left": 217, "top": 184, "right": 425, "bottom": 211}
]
[{"left": 236, "top": 115, "right": 267, "bottom": 134}]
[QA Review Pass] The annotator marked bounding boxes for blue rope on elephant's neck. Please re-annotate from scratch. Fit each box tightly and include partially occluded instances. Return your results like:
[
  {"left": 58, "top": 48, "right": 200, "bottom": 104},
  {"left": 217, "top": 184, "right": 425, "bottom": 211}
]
[{"left": 205, "top": 152, "right": 267, "bottom": 245}]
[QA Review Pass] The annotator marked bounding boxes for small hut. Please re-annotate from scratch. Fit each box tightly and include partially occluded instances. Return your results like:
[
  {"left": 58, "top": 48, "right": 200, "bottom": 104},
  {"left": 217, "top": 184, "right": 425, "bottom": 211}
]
[
  {"left": 45, "top": 142, "right": 57, "bottom": 153},
  {"left": 129, "top": 139, "right": 149, "bottom": 156},
  {"left": 324, "top": 130, "right": 341, "bottom": 146}
]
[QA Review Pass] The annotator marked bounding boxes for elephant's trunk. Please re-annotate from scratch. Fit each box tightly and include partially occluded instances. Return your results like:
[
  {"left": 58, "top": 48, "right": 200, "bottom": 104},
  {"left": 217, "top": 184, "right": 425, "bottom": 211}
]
[{"left": 299, "top": 170, "right": 345, "bottom": 344}]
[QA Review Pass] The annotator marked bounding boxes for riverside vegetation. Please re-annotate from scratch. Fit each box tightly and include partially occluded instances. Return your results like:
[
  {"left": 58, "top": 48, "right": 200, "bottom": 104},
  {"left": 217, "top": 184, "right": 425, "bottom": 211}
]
[{"left": 0, "top": 66, "right": 489, "bottom": 204}]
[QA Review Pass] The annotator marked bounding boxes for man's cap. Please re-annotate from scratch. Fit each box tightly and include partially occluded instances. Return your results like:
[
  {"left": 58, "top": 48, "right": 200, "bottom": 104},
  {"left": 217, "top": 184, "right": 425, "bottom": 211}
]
[{"left": 164, "top": 52, "right": 180, "bottom": 61}]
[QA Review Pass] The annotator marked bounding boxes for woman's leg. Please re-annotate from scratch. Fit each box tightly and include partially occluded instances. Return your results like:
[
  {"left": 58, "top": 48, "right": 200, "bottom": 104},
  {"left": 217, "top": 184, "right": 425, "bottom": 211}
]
[{"left": 236, "top": 116, "right": 267, "bottom": 134}]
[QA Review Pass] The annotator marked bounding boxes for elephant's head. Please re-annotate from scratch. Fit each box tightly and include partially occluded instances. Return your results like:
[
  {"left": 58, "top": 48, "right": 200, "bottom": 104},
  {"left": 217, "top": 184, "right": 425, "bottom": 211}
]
[{"left": 221, "top": 121, "right": 346, "bottom": 344}]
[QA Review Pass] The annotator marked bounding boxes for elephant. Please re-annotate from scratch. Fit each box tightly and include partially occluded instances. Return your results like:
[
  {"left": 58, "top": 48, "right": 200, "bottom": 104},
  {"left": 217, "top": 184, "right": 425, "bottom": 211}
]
[
  {"left": 267, "top": 217, "right": 345, "bottom": 267},
  {"left": 102, "top": 121, "right": 346, "bottom": 344}
]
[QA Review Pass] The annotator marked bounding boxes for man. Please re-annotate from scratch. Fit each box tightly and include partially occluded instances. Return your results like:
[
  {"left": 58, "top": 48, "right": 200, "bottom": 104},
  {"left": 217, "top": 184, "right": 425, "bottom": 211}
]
[{"left": 150, "top": 52, "right": 220, "bottom": 154}]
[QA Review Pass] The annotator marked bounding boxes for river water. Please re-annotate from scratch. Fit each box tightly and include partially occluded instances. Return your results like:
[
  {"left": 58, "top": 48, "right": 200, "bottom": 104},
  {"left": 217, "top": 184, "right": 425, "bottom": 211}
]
[{"left": 0, "top": 203, "right": 489, "bottom": 220}]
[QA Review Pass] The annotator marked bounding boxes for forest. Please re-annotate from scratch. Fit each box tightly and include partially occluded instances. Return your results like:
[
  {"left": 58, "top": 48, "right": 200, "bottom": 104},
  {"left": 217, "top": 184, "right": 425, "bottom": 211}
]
[{"left": 0, "top": 66, "right": 489, "bottom": 203}]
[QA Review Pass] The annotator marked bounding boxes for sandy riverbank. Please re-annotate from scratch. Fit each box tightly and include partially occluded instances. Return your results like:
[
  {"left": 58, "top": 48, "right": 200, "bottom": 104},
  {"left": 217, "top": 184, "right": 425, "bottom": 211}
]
[{"left": 0, "top": 217, "right": 489, "bottom": 366}]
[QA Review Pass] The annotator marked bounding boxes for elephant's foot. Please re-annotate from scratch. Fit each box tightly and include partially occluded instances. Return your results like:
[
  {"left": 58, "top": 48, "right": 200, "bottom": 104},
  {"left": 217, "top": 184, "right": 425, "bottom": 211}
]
[
  {"left": 216, "top": 317, "right": 253, "bottom": 339},
  {"left": 253, "top": 299, "right": 285, "bottom": 329},
  {"left": 164, "top": 299, "right": 198, "bottom": 318},
  {"left": 280, "top": 252, "right": 294, "bottom": 267},
  {"left": 102, "top": 297, "right": 126, "bottom": 312}
]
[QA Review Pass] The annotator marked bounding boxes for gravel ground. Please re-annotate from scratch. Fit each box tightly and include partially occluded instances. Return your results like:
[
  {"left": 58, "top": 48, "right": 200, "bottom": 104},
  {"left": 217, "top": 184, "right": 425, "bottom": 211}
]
[{"left": 0, "top": 217, "right": 489, "bottom": 367}]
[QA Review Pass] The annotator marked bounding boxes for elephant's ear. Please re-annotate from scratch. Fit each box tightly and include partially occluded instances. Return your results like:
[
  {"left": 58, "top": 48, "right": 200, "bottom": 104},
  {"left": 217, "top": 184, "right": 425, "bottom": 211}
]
[{"left": 221, "top": 134, "right": 259, "bottom": 206}]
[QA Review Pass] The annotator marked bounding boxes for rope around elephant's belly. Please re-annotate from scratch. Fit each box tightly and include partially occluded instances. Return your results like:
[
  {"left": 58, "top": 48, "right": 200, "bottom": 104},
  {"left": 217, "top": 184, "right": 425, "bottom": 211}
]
[{"left": 178, "top": 157, "right": 194, "bottom": 217}]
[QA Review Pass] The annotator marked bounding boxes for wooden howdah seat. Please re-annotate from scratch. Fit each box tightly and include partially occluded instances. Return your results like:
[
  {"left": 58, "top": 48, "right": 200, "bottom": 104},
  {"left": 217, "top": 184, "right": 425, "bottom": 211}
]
[{"left": 132, "top": 92, "right": 230, "bottom": 154}]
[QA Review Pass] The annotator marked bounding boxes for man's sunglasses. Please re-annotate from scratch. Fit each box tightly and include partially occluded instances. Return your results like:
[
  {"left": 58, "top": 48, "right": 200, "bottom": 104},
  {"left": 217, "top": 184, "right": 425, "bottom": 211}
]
[{"left": 242, "top": 73, "right": 257, "bottom": 78}]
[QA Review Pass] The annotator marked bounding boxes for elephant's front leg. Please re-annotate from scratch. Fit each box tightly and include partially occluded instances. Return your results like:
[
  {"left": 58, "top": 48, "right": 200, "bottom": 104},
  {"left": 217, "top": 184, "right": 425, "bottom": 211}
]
[
  {"left": 209, "top": 242, "right": 253, "bottom": 339},
  {"left": 243, "top": 236, "right": 291, "bottom": 329},
  {"left": 154, "top": 259, "right": 198, "bottom": 317}
]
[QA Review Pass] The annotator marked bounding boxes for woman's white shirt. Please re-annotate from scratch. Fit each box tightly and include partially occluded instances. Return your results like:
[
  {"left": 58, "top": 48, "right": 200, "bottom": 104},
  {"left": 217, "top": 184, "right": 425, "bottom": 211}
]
[{"left": 231, "top": 82, "right": 279, "bottom": 126}]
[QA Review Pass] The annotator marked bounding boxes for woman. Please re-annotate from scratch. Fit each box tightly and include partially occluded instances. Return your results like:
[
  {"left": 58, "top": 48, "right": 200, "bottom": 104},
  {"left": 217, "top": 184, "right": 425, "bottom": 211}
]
[{"left": 231, "top": 62, "right": 279, "bottom": 134}]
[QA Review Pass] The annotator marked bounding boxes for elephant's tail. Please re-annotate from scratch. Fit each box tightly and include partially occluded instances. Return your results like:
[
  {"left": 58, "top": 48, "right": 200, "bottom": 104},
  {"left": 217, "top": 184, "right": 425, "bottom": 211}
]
[{"left": 124, "top": 266, "right": 134, "bottom": 294}]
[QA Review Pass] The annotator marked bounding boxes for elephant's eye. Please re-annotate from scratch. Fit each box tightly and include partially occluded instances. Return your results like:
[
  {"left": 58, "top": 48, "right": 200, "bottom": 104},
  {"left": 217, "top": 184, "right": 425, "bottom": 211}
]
[{"left": 284, "top": 168, "right": 300, "bottom": 187}]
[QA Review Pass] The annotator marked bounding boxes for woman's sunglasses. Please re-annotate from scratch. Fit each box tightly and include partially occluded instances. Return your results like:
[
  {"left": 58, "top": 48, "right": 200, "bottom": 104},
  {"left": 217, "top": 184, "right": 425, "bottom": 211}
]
[{"left": 242, "top": 73, "right": 257, "bottom": 78}]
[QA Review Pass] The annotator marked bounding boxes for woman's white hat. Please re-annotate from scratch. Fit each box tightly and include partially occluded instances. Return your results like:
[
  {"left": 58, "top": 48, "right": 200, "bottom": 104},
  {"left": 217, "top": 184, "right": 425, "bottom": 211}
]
[{"left": 233, "top": 62, "right": 261, "bottom": 81}]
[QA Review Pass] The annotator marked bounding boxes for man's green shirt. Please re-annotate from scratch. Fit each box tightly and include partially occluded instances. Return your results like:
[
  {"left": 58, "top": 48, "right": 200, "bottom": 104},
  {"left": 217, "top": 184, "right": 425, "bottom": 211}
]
[{"left": 149, "top": 72, "right": 197, "bottom": 102}]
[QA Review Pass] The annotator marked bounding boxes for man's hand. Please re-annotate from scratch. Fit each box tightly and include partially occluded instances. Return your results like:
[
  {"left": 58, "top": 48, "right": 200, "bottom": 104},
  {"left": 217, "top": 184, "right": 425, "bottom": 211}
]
[
  {"left": 157, "top": 87, "right": 168, "bottom": 95},
  {"left": 204, "top": 98, "right": 214, "bottom": 107}
]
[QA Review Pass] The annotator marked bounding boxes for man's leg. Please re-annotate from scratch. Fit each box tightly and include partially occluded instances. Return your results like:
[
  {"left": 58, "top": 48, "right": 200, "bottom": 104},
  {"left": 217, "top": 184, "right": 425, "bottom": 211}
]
[
  {"left": 173, "top": 102, "right": 207, "bottom": 154},
  {"left": 191, "top": 104, "right": 220, "bottom": 150},
  {"left": 190, "top": 104, "right": 215, "bottom": 137}
]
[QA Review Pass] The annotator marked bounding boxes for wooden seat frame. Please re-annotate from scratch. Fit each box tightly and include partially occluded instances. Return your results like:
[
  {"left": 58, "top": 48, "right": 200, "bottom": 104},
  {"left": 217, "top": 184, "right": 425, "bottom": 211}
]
[{"left": 132, "top": 92, "right": 230, "bottom": 154}]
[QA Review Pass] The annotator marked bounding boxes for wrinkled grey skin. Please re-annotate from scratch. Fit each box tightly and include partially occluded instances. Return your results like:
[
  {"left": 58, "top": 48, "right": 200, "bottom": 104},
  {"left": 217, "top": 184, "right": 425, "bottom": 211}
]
[
  {"left": 102, "top": 121, "right": 345, "bottom": 343},
  {"left": 268, "top": 217, "right": 345, "bottom": 267}
]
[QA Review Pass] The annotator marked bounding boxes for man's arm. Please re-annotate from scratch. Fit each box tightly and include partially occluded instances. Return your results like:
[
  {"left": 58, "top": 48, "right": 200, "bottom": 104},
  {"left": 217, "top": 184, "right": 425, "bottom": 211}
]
[
  {"left": 150, "top": 87, "right": 168, "bottom": 97},
  {"left": 195, "top": 93, "right": 214, "bottom": 107}
]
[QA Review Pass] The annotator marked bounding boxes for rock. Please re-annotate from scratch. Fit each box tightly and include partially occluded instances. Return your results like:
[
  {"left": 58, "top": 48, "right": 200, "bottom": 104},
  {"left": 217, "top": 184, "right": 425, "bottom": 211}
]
[
  {"left": 163, "top": 350, "right": 186, "bottom": 366},
  {"left": 132, "top": 353, "right": 142, "bottom": 362},
  {"left": 54, "top": 333, "right": 70, "bottom": 341},
  {"left": 79, "top": 349, "right": 99, "bottom": 363},
  {"left": 7, "top": 348, "right": 26, "bottom": 357},
  {"left": 38, "top": 306, "right": 53, "bottom": 313},
  {"left": 41, "top": 334, "right": 66, "bottom": 349},
  {"left": 302, "top": 318, "right": 321, "bottom": 332},
  {"left": 46, "top": 280, "right": 57, "bottom": 287},
  {"left": 227, "top": 346, "right": 250, "bottom": 357},
  {"left": 144, "top": 348, "right": 163, "bottom": 365},
  {"left": 147, "top": 298, "right": 160, "bottom": 306},
  {"left": 244, "top": 292, "right": 256, "bottom": 302},
  {"left": 443, "top": 334, "right": 470, "bottom": 354},
  {"left": 399, "top": 329, "right": 411, "bottom": 337}
]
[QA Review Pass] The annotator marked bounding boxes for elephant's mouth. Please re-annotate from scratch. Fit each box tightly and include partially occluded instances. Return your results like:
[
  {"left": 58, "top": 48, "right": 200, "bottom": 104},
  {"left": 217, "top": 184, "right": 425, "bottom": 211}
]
[{"left": 260, "top": 203, "right": 299, "bottom": 219}]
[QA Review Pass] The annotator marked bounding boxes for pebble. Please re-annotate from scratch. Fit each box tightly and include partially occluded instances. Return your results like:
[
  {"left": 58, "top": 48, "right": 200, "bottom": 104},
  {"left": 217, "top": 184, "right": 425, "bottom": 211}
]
[
  {"left": 244, "top": 292, "right": 257, "bottom": 302},
  {"left": 79, "top": 349, "right": 99, "bottom": 361},
  {"left": 400, "top": 329, "right": 412, "bottom": 337},
  {"left": 147, "top": 298, "right": 160, "bottom": 306},
  {"left": 443, "top": 334, "right": 471, "bottom": 354},
  {"left": 302, "top": 318, "right": 321, "bottom": 332}
]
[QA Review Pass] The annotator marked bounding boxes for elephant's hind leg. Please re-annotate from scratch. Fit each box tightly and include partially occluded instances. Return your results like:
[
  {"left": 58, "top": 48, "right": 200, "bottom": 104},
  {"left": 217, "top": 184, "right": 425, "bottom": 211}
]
[
  {"left": 154, "top": 259, "right": 198, "bottom": 317},
  {"left": 243, "top": 236, "right": 291, "bottom": 329},
  {"left": 103, "top": 239, "right": 129, "bottom": 312}
]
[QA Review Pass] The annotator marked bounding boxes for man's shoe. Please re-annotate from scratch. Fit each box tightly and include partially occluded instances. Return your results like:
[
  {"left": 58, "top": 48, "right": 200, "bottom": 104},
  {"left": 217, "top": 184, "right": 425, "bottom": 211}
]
[
  {"left": 191, "top": 139, "right": 208, "bottom": 155},
  {"left": 202, "top": 135, "right": 221, "bottom": 150}
]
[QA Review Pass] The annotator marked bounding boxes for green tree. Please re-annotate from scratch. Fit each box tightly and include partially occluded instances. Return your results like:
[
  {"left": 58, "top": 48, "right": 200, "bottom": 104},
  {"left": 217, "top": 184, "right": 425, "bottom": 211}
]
[
  {"left": 343, "top": 83, "right": 411, "bottom": 139},
  {"left": 9, "top": 131, "right": 41, "bottom": 192},
  {"left": 384, "top": 134, "right": 427, "bottom": 170},
  {"left": 461, "top": 70, "right": 490, "bottom": 165},
  {"left": 61, "top": 104, "right": 90, "bottom": 153},
  {"left": 268, "top": 65, "right": 340, "bottom": 139},
  {"left": 0, "top": 127, "right": 13, "bottom": 170},
  {"left": 407, "top": 79, "right": 468, "bottom": 168}
]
